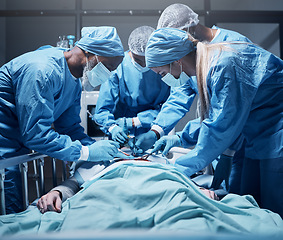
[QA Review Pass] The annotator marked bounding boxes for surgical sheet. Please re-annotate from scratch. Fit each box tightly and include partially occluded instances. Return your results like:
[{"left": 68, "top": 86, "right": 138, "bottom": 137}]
[{"left": 0, "top": 161, "right": 282, "bottom": 237}]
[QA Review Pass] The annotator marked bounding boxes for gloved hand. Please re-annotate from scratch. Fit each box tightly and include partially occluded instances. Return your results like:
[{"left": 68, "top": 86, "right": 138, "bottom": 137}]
[
  {"left": 87, "top": 140, "right": 133, "bottom": 161},
  {"left": 109, "top": 125, "right": 128, "bottom": 144},
  {"left": 131, "top": 130, "right": 157, "bottom": 155},
  {"left": 116, "top": 117, "right": 134, "bottom": 131},
  {"left": 211, "top": 154, "right": 233, "bottom": 190},
  {"left": 151, "top": 135, "right": 181, "bottom": 156}
]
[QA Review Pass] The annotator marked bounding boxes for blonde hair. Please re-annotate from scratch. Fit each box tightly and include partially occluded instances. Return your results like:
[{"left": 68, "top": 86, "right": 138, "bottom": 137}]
[{"left": 186, "top": 33, "right": 240, "bottom": 121}]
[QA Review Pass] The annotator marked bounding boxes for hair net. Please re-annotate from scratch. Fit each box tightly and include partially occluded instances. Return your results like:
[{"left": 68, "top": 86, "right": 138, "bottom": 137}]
[
  {"left": 157, "top": 3, "right": 199, "bottom": 30},
  {"left": 145, "top": 28, "right": 195, "bottom": 68},
  {"left": 76, "top": 26, "right": 124, "bottom": 57},
  {"left": 128, "top": 26, "right": 155, "bottom": 56}
]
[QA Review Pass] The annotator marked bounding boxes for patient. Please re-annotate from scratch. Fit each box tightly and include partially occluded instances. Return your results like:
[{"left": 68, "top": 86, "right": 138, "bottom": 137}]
[
  {"left": 1, "top": 160, "right": 282, "bottom": 236},
  {"left": 37, "top": 160, "right": 219, "bottom": 214}
]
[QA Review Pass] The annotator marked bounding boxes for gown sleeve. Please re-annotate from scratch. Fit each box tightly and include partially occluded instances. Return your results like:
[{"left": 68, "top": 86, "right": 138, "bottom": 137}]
[
  {"left": 175, "top": 57, "right": 257, "bottom": 177},
  {"left": 177, "top": 118, "right": 201, "bottom": 148},
  {"left": 136, "top": 106, "right": 162, "bottom": 129},
  {"left": 15, "top": 65, "right": 83, "bottom": 161},
  {"left": 94, "top": 73, "right": 119, "bottom": 133},
  {"left": 152, "top": 82, "right": 196, "bottom": 135},
  {"left": 54, "top": 91, "right": 95, "bottom": 147}
]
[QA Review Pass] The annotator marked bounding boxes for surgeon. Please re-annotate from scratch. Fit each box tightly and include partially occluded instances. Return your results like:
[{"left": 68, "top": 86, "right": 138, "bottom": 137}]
[
  {"left": 0, "top": 26, "right": 131, "bottom": 214},
  {"left": 134, "top": 3, "right": 251, "bottom": 153},
  {"left": 133, "top": 3, "right": 252, "bottom": 190},
  {"left": 145, "top": 28, "right": 283, "bottom": 218},
  {"left": 94, "top": 26, "right": 170, "bottom": 145}
]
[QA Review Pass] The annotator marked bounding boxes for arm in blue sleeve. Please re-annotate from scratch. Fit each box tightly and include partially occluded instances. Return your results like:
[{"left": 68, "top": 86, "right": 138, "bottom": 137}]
[
  {"left": 54, "top": 91, "right": 95, "bottom": 147},
  {"left": 178, "top": 120, "right": 245, "bottom": 153},
  {"left": 94, "top": 73, "right": 119, "bottom": 133},
  {"left": 175, "top": 60, "right": 257, "bottom": 177},
  {"left": 177, "top": 118, "right": 201, "bottom": 148},
  {"left": 152, "top": 82, "right": 196, "bottom": 135},
  {"left": 136, "top": 106, "right": 162, "bottom": 129},
  {"left": 177, "top": 118, "right": 243, "bottom": 151},
  {"left": 15, "top": 67, "right": 82, "bottom": 161}
]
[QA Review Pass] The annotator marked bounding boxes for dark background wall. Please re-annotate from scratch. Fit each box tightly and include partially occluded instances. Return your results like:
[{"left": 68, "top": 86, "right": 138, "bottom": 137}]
[{"left": 1, "top": 0, "right": 283, "bottom": 130}]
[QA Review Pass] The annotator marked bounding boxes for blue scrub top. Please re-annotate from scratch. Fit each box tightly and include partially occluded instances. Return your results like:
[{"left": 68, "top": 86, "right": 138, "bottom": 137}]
[
  {"left": 0, "top": 47, "right": 94, "bottom": 161},
  {"left": 94, "top": 51, "right": 170, "bottom": 135},
  {"left": 176, "top": 43, "right": 283, "bottom": 177},
  {"left": 152, "top": 26, "right": 252, "bottom": 135}
]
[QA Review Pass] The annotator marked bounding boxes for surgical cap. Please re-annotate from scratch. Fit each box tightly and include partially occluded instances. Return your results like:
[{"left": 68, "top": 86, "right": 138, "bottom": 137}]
[
  {"left": 76, "top": 26, "right": 124, "bottom": 57},
  {"left": 145, "top": 28, "right": 195, "bottom": 68},
  {"left": 157, "top": 3, "right": 199, "bottom": 30},
  {"left": 128, "top": 26, "right": 155, "bottom": 56}
]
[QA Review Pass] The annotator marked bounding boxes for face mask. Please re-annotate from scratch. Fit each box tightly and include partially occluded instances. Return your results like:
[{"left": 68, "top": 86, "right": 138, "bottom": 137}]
[
  {"left": 81, "top": 77, "right": 95, "bottom": 91},
  {"left": 131, "top": 58, "right": 150, "bottom": 73},
  {"left": 81, "top": 57, "right": 94, "bottom": 91},
  {"left": 85, "top": 56, "right": 111, "bottom": 88},
  {"left": 161, "top": 63, "right": 190, "bottom": 87}
]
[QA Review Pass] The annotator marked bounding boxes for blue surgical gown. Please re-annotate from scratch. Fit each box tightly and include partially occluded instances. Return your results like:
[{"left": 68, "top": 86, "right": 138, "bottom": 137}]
[
  {"left": 94, "top": 51, "right": 170, "bottom": 135},
  {"left": 152, "top": 26, "right": 252, "bottom": 135},
  {"left": 176, "top": 43, "right": 283, "bottom": 177},
  {"left": 0, "top": 47, "right": 94, "bottom": 213},
  {"left": 0, "top": 47, "right": 94, "bottom": 162}
]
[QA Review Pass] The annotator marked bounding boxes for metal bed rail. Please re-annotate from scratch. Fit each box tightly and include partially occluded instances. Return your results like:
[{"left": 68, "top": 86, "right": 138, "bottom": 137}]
[{"left": 0, "top": 152, "right": 68, "bottom": 215}]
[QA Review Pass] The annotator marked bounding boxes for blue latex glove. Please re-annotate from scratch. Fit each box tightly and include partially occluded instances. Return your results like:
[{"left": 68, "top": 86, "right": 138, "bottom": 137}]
[
  {"left": 116, "top": 117, "right": 133, "bottom": 131},
  {"left": 87, "top": 140, "right": 133, "bottom": 161},
  {"left": 151, "top": 135, "right": 181, "bottom": 156},
  {"left": 211, "top": 154, "right": 233, "bottom": 190},
  {"left": 110, "top": 125, "right": 128, "bottom": 144},
  {"left": 131, "top": 130, "right": 157, "bottom": 155}
]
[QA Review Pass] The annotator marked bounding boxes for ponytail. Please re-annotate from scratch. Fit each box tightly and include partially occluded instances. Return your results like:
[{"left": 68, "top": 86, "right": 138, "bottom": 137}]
[{"left": 194, "top": 39, "right": 236, "bottom": 121}]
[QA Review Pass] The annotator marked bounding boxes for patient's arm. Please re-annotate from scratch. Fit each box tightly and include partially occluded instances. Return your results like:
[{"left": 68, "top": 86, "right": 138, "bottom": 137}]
[
  {"left": 37, "top": 161, "right": 109, "bottom": 214},
  {"left": 37, "top": 176, "right": 80, "bottom": 214}
]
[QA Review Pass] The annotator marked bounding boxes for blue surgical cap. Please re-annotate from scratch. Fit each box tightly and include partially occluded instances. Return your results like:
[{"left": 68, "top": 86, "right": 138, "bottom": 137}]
[
  {"left": 145, "top": 28, "right": 195, "bottom": 67},
  {"left": 76, "top": 26, "right": 124, "bottom": 57}
]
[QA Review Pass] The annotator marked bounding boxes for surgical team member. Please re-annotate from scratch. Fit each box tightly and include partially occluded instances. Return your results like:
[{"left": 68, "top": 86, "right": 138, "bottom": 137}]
[
  {"left": 133, "top": 3, "right": 252, "bottom": 190},
  {"left": 0, "top": 26, "right": 129, "bottom": 214},
  {"left": 134, "top": 3, "right": 251, "bottom": 152},
  {"left": 94, "top": 26, "right": 170, "bottom": 144},
  {"left": 145, "top": 28, "right": 283, "bottom": 218}
]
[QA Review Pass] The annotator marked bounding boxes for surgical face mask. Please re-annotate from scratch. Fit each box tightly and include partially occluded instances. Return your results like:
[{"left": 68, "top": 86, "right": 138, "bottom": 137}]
[
  {"left": 161, "top": 63, "right": 190, "bottom": 87},
  {"left": 81, "top": 57, "right": 95, "bottom": 91},
  {"left": 85, "top": 56, "right": 111, "bottom": 88},
  {"left": 131, "top": 58, "right": 150, "bottom": 73}
]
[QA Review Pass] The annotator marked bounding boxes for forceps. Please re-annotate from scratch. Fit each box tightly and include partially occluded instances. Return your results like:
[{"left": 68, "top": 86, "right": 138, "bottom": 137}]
[{"left": 140, "top": 152, "right": 153, "bottom": 160}]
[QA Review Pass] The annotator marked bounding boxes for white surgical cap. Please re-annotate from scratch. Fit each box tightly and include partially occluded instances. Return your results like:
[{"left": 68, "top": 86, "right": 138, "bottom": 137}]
[
  {"left": 157, "top": 3, "right": 199, "bottom": 30},
  {"left": 128, "top": 26, "right": 155, "bottom": 56},
  {"left": 76, "top": 26, "right": 124, "bottom": 57}
]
